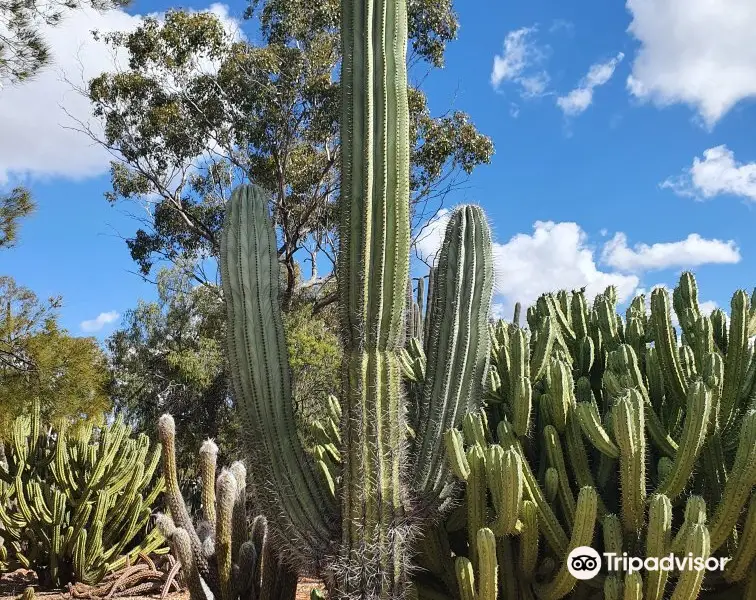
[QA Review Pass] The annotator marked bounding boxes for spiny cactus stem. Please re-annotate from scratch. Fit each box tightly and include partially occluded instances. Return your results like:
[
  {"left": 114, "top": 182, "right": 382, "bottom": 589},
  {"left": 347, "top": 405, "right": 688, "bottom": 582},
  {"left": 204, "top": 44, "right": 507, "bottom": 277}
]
[{"left": 199, "top": 439, "right": 218, "bottom": 526}]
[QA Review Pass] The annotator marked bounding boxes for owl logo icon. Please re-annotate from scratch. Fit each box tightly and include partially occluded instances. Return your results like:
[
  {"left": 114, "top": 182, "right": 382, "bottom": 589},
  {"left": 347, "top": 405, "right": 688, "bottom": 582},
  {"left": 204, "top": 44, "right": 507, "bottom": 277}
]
[{"left": 567, "top": 546, "right": 602, "bottom": 580}]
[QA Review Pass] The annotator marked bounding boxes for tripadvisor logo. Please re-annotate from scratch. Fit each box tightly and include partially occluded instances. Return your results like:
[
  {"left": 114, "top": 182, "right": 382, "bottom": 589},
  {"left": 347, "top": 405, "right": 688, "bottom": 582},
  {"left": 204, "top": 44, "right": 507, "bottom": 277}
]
[{"left": 566, "top": 546, "right": 731, "bottom": 580}]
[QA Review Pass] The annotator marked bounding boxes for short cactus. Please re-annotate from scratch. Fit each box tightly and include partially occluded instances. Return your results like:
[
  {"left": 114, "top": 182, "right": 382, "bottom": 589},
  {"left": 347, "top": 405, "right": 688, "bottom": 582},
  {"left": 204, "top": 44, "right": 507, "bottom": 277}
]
[{"left": 156, "top": 414, "right": 297, "bottom": 600}]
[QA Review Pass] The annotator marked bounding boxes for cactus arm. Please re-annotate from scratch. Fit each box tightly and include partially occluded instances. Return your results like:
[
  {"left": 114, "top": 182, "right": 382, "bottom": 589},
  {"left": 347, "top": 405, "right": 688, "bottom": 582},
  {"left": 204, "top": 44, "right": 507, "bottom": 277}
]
[
  {"left": 200, "top": 440, "right": 218, "bottom": 527},
  {"left": 532, "top": 486, "right": 599, "bottom": 600},
  {"left": 477, "top": 528, "right": 497, "bottom": 600},
  {"left": 545, "top": 359, "right": 573, "bottom": 433},
  {"left": 518, "top": 500, "right": 539, "bottom": 581},
  {"left": 655, "top": 380, "right": 711, "bottom": 499},
  {"left": 466, "top": 446, "right": 487, "bottom": 571},
  {"left": 604, "top": 575, "right": 622, "bottom": 600},
  {"left": 721, "top": 291, "right": 751, "bottom": 429},
  {"left": 497, "top": 420, "right": 569, "bottom": 556},
  {"left": 444, "top": 429, "right": 470, "bottom": 480},
  {"left": 669, "top": 524, "right": 710, "bottom": 600},
  {"left": 158, "top": 415, "right": 217, "bottom": 588},
  {"left": 650, "top": 288, "right": 689, "bottom": 407},
  {"left": 544, "top": 468, "right": 559, "bottom": 504},
  {"left": 511, "top": 329, "right": 533, "bottom": 437},
  {"left": 644, "top": 494, "right": 672, "bottom": 600},
  {"left": 486, "top": 446, "right": 522, "bottom": 536},
  {"left": 220, "top": 184, "right": 335, "bottom": 555},
  {"left": 563, "top": 410, "right": 607, "bottom": 515},
  {"left": 601, "top": 514, "right": 623, "bottom": 575},
  {"left": 612, "top": 390, "right": 646, "bottom": 533},
  {"left": 215, "top": 470, "right": 236, "bottom": 600},
  {"left": 723, "top": 494, "right": 756, "bottom": 582},
  {"left": 171, "top": 527, "right": 208, "bottom": 600},
  {"left": 455, "top": 557, "right": 477, "bottom": 600},
  {"left": 575, "top": 402, "right": 619, "bottom": 459},
  {"left": 543, "top": 425, "right": 576, "bottom": 527},
  {"left": 709, "top": 410, "right": 756, "bottom": 551},
  {"left": 497, "top": 536, "right": 519, "bottom": 600},
  {"left": 530, "top": 318, "right": 555, "bottom": 383},
  {"left": 412, "top": 206, "right": 494, "bottom": 499},
  {"left": 622, "top": 572, "right": 642, "bottom": 600}
]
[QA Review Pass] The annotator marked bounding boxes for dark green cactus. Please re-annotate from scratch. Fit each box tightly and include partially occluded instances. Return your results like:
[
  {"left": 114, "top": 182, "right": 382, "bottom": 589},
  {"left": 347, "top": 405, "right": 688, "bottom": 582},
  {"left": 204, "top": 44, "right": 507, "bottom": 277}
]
[{"left": 0, "top": 400, "right": 165, "bottom": 587}]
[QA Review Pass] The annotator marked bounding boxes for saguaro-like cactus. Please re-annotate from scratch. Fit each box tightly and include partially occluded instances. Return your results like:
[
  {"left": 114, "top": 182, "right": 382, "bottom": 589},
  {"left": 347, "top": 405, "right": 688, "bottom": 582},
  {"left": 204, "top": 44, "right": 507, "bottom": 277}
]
[{"left": 217, "top": 0, "right": 494, "bottom": 598}]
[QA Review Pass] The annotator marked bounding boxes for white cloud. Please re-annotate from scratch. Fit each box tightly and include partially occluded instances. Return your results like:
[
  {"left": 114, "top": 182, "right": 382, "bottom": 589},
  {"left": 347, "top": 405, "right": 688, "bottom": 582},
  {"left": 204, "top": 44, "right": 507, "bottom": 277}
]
[
  {"left": 557, "top": 52, "right": 624, "bottom": 116},
  {"left": 418, "top": 214, "right": 739, "bottom": 327},
  {"left": 81, "top": 310, "right": 120, "bottom": 332},
  {"left": 491, "top": 27, "right": 539, "bottom": 87},
  {"left": 662, "top": 145, "right": 756, "bottom": 202},
  {"left": 0, "top": 3, "right": 241, "bottom": 184},
  {"left": 519, "top": 73, "right": 550, "bottom": 98},
  {"left": 490, "top": 27, "right": 550, "bottom": 99},
  {"left": 492, "top": 222, "right": 639, "bottom": 313},
  {"left": 601, "top": 232, "right": 741, "bottom": 272},
  {"left": 625, "top": 0, "right": 756, "bottom": 127},
  {"left": 416, "top": 217, "right": 639, "bottom": 317},
  {"left": 699, "top": 300, "right": 718, "bottom": 315}
]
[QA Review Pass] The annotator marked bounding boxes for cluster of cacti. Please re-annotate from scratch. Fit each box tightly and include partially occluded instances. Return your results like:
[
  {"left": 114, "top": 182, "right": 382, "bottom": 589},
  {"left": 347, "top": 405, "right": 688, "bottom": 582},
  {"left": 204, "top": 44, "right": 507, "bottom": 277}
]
[
  {"left": 199, "top": 0, "right": 756, "bottom": 596},
  {"left": 216, "top": 0, "right": 496, "bottom": 596},
  {"left": 439, "top": 273, "right": 756, "bottom": 599},
  {"left": 0, "top": 400, "right": 166, "bottom": 587},
  {"left": 156, "top": 414, "right": 298, "bottom": 600}
]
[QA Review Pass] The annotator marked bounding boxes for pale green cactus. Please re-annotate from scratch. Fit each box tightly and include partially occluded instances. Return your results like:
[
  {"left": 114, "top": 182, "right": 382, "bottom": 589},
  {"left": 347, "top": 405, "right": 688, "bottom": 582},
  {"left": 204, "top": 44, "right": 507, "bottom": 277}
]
[
  {"left": 0, "top": 399, "right": 165, "bottom": 586},
  {"left": 216, "top": 1, "right": 495, "bottom": 597},
  {"left": 442, "top": 272, "right": 756, "bottom": 600}
]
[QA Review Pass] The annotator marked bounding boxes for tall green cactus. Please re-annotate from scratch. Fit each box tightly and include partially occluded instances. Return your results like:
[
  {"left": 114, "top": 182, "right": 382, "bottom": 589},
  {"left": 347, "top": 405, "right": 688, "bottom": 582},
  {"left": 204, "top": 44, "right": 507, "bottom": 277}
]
[{"left": 217, "top": 0, "right": 494, "bottom": 597}]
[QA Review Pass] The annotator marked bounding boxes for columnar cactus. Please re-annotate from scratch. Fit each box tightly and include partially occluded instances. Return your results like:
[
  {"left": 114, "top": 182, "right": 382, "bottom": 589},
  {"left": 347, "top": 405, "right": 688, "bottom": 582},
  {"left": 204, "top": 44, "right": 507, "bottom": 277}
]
[
  {"left": 217, "top": 0, "right": 494, "bottom": 598},
  {"left": 0, "top": 400, "right": 165, "bottom": 586},
  {"left": 441, "top": 273, "right": 756, "bottom": 599},
  {"left": 156, "top": 415, "right": 295, "bottom": 600}
]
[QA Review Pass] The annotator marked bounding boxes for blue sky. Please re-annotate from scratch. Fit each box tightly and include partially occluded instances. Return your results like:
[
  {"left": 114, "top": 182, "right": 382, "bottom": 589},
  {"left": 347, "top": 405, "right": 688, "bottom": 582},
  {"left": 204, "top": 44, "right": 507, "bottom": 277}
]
[{"left": 1, "top": 0, "right": 754, "bottom": 340}]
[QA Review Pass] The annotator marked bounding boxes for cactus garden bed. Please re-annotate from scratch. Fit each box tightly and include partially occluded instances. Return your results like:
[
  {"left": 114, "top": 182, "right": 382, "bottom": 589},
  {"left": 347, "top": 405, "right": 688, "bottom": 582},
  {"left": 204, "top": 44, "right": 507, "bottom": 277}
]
[{"left": 0, "top": 570, "right": 324, "bottom": 600}]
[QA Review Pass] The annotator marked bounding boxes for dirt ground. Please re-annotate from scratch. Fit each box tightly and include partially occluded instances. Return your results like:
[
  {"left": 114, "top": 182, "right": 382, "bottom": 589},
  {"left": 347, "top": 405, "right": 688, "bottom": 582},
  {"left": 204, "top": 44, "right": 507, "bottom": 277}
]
[{"left": 0, "top": 570, "right": 324, "bottom": 600}]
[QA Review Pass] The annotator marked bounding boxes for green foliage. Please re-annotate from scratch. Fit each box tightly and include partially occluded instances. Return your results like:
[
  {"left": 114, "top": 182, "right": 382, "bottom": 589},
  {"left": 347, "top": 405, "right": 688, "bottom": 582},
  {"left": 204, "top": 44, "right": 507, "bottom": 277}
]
[
  {"left": 0, "top": 0, "right": 130, "bottom": 86},
  {"left": 0, "top": 276, "right": 110, "bottom": 437},
  {"left": 282, "top": 301, "right": 342, "bottom": 429},
  {"left": 0, "top": 188, "right": 35, "bottom": 249},
  {"left": 0, "top": 401, "right": 166, "bottom": 587},
  {"left": 107, "top": 266, "right": 234, "bottom": 485},
  {"left": 83, "top": 0, "right": 493, "bottom": 307}
]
